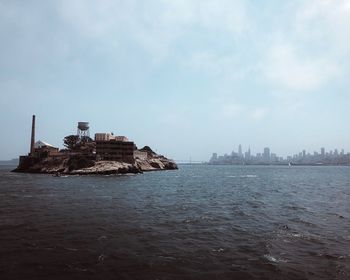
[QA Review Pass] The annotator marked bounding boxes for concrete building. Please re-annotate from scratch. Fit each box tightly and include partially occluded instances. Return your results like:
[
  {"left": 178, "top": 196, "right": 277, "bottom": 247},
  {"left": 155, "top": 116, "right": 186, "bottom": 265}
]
[
  {"left": 95, "top": 133, "right": 114, "bottom": 141},
  {"left": 95, "top": 133, "right": 129, "bottom": 142},
  {"left": 115, "top": 136, "right": 129, "bottom": 142},
  {"left": 95, "top": 133, "right": 135, "bottom": 163},
  {"left": 34, "top": 141, "right": 60, "bottom": 158}
]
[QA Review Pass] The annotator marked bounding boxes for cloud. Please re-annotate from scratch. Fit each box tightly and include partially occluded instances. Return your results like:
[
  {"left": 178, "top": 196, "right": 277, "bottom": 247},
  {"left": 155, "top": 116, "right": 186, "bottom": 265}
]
[
  {"left": 251, "top": 108, "right": 269, "bottom": 120},
  {"left": 180, "top": 0, "right": 249, "bottom": 35},
  {"left": 57, "top": 0, "right": 249, "bottom": 58},
  {"left": 186, "top": 51, "right": 248, "bottom": 81},
  {"left": 258, "top": 0, "right": 350, "bottom": 93},
  {"left": 157, "top": 110, "right": 188, "bottom": 127},
  {"left": 295, "top": 0, "right": 350, "bottom": 52},
  {"left": 262, "top": 43, "right": 340, "bottom": 92},
  {"left": 219, "top": 103, "right": 243, "bottom": 119}
]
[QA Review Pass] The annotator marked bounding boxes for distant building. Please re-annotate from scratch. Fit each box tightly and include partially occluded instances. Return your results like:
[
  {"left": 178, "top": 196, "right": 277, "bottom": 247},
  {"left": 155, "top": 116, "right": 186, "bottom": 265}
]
[
  {"left": 271, "top": 153, "right": 277, "bottom": 162},
  {"left": 95, "top": 133, "right": 135, "bottom": 163},
  {"left": 210, "top": 153, "right": 218, "bottom": 162},
  {"left": 96, "top": 140, "right": 135, "bottom": 163},
  {"left": 263, "top": 147, "right": 270, "bottom": 161},
  {"left": 115, "top": 136, "right": 129, "bottom": 142},
  {"left": 207, "top": 144, "right": 350, "bottom": 166},
  {"left": 95, "top": 133, "right": 114, "bottom": 141},
  {"left": 34, "top": 140, "right": 56, "bottom": 150},
  {"left": 33, "top": 140, "right": 60, "bottom": 158},
  {"left": 238, "top": 144, "right": 242, "bottom": 157},
  {"left": 95, "top": 133, "right": 129, "bottom": 142}
]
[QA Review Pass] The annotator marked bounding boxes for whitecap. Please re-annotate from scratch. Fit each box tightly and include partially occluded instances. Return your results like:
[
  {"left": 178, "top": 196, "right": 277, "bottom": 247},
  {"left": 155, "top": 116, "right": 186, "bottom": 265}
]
[
  {"left": 264, "top": 254, "right": 277, "bottom": 262},
  {"left": 212, "top": 248, "right": 224, "bottom": 253},
  {"left": 201, "top": 215, "right": 214, "bottom": 220},
  {"left": 264, "top": 254, "right": 287, "bottom": 263}
]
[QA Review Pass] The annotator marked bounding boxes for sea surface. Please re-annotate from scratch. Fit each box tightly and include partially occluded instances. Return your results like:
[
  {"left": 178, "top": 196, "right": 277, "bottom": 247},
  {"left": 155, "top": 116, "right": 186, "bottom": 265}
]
[{"left": 0, "top": 164, "right": 350, "bottom": 280}]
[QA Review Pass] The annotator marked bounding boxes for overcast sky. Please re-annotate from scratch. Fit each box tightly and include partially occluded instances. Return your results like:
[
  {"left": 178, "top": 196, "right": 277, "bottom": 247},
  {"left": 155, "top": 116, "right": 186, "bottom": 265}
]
[{"left": 1, "top": 0, "right": 350, "bottom": 161}]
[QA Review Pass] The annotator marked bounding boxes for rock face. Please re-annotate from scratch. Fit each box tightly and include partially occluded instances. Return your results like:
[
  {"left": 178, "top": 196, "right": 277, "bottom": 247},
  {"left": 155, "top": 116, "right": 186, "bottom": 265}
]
[
  {"left": 135, "top": 156, "right": 178, "bottom": 171},
  {"left": 12, "top": 148, "right": 178, "bottom": 175},
  {"left": 69, "top": 161, "right": 141, "bottom": 175}
]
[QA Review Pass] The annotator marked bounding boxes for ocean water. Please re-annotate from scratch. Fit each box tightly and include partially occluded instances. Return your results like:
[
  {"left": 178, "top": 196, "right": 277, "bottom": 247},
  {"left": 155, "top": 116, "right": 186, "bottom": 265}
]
[{"left": 0, "top": 164, "right": 349, "bottom": 279}]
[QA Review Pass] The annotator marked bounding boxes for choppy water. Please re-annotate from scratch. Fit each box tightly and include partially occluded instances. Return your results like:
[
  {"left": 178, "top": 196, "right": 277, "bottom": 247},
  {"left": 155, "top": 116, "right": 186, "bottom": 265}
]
[{"left": 0, "top": 164, "right": 350, "bottom": 279}]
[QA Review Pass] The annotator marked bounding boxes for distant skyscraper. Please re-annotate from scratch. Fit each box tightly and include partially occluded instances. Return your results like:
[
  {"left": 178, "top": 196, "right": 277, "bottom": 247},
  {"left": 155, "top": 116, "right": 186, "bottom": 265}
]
[
  {"left": 302, "top": 150, "right": 306, "bottom": 157},
  {"left": 210, "top": 153, "right": 218, "bottom": 162},
  {"left": 238, "top": 144, "right": 242, "bottom": 157},
  {"left": 263, "top": 147, "right": 270, "bottom": 161},
  {"left": 245, "top": 146, "right": 251, "bottom": 159},
  {"left": 321, "top": 147, "right": 325, "bottom": 156},
  {"left": 271, "top": 153, "right": 277, "bottom": 161}
]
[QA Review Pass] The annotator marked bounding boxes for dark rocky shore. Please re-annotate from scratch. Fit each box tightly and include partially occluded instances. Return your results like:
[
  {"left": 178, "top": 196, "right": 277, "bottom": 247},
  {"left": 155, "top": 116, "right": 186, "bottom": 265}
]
[{"left": 12, "top": 147, "right": 178, "bottom": 175}]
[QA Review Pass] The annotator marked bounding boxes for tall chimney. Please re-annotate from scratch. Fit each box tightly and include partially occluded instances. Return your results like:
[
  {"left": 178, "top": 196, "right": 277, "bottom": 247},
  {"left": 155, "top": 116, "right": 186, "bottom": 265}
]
[{"left": 30, "top": 115, "right": 35, "bottom": 155}]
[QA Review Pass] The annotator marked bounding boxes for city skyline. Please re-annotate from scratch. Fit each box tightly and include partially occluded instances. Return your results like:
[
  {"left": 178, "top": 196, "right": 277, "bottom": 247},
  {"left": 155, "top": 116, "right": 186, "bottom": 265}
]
[
  {"left": 210, "top": 144, "right": 350, "bottom": 165},
  {"left": 216, "top": 145, "right": 347, "bottom": 159}
]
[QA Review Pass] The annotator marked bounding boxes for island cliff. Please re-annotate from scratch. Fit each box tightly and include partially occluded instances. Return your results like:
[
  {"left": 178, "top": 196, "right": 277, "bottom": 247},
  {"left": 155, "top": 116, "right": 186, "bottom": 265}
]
[{"left": 13, "top": 145, "right": 178, "bottom": 175}]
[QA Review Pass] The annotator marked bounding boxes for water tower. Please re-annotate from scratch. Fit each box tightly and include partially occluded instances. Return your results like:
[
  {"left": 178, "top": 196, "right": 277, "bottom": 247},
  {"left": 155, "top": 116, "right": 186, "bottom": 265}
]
[{"left": 77, "top": 122, "right": 90, "bottom": 140}]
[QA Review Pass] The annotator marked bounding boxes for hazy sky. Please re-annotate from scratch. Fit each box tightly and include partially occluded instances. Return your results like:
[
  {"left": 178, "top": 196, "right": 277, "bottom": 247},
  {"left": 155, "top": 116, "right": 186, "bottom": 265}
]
[{"left": 1, "top": 0, "right": 350, "bottom": 161}]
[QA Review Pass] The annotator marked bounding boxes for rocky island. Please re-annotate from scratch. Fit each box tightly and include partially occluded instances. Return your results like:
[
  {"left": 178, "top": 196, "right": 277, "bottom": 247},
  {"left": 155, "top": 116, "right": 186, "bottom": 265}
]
[{"left": 13, "top": 116, "right": 178, "bottom": 175}]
